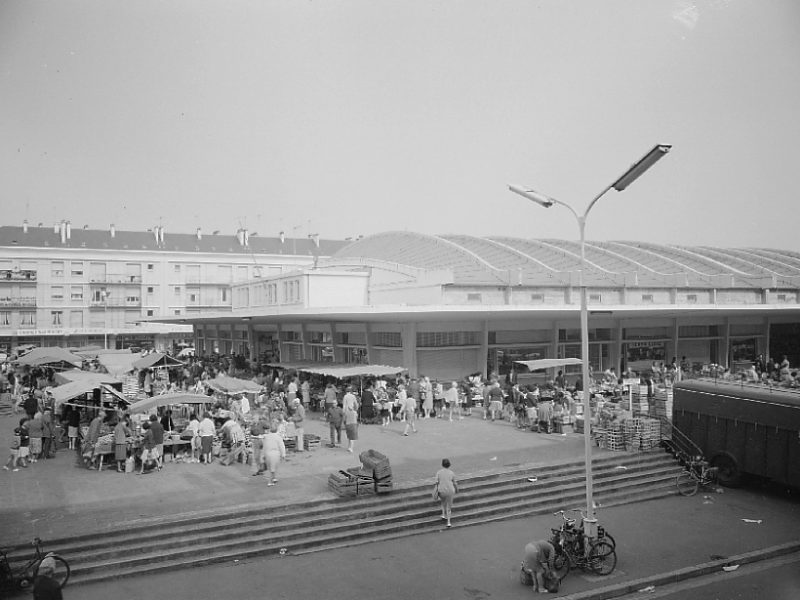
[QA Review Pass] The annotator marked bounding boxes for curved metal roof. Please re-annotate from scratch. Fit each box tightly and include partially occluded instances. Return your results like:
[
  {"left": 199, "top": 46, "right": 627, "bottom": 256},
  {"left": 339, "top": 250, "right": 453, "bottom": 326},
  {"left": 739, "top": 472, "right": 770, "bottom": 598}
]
[{"left": 332, "top": 231, "right": 800, "bottom": 289}]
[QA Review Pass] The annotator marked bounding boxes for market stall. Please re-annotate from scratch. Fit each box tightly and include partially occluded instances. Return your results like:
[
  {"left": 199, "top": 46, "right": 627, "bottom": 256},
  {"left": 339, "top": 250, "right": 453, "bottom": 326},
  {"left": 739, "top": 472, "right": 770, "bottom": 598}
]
[{"left": 13, "top": 346, "right": 84, "bottom": 370}]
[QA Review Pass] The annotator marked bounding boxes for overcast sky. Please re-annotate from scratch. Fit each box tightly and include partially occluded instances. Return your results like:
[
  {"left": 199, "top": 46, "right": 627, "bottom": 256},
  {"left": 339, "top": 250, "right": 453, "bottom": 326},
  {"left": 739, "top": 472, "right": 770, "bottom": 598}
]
[{"left": 2, "top": 0, "right": 798, "bottom": 249}]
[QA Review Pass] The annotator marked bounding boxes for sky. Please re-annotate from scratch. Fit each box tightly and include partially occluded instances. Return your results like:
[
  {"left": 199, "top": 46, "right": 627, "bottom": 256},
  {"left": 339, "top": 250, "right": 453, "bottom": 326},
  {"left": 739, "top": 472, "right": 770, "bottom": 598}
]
[{"left": 1, "top": 0, "right": 799, "bottom": 250}]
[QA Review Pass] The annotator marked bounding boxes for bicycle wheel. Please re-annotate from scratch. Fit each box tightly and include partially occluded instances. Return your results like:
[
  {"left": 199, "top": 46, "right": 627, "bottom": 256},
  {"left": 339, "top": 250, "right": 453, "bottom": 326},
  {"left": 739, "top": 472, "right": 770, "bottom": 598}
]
[
  {"left": 676, "top": 471, "right": 699, "bottom": 496},
  {"left": 553, "top": 550, "right": 570, "bottom": 581},
  {"left": 588, "top": 540, "right": 617, "bottom": 576},
  {"left": 35, "top": 555, "right": 70, "bottom": 589},
  {"left": 600, "top": 531, "right": 616, "bottom": 549}
]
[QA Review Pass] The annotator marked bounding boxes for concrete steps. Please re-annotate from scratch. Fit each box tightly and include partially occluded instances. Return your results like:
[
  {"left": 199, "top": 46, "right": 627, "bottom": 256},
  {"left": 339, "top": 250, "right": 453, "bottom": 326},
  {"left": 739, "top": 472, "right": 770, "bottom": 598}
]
[{"left": 11, "top": 449, "right": 682, "bottom": 586}]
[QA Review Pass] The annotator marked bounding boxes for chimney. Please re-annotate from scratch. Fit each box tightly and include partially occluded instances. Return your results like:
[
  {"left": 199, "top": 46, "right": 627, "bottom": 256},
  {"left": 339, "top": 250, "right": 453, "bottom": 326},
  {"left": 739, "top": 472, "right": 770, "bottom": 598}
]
[
  {"left": 53, "top": 222, "right": 59, "bottom": 234},
  {"left": 279, "top": 231, "right": 285, "bottom": 244},
  {"left": 236, "top": 228, "right": 244, "bottom": 246},
  {"left": 60, "top": 220, "right": 67, "bottom": 244},
  {"left": 244, "top": 228, "right": 249, "bottom": 247},
  {"left": 196, "top": 227, "right": 202, "bottom": 240},
  {"left": 65, "top": 221, "right": 71, "bottom": 239},
  {"left": 154, "top": 226, "right": 160, "bottom": 244},
  {"left": 110, "top": 224, "right": 116, "bottom": 238},
  {"left": 159, "top": 226, "right": 165, "bottom": 244},
  {"left": 22, "top": 220, "right": 28, "bottom": 233}
]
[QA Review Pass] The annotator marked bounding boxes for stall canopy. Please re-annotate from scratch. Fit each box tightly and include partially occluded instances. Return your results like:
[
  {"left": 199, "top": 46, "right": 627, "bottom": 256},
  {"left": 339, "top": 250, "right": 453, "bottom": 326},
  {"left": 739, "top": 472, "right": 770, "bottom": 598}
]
[
  {"left": 54, "top": 369, "right": 120, "bottom": 386},
  {"left": 514, "top": 358, "right": 583, "bottom": 371},
  {"left": 267, "top": 361, "right": 406, "bottom": 378},
  {"left": 132, "top": 352, "right": 184, "bottom": 370},
  {"left": 96, "top": 351, "right": 141, "bottom": 378},
  {"left": 206, "top": 375, "right": 264, "bottom": 394},
  {"left": 14, "top": 347, "right": 84, "bottom": 367},
  {"left": 49, "top": 381, "right": 129, "bottom": 405},
  {"left": 128, "top": 392, "right": 212, "bottom": 414}
]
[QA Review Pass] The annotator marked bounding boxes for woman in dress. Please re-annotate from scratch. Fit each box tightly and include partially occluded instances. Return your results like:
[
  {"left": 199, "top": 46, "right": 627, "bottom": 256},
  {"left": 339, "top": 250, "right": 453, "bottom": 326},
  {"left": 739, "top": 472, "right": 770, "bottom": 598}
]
[
  {"left": 113, "top": 416, "right": 131, "bottom": 472},
  {"left": 435, "top": 458, "right": 458, "bottom": 528},
  {"left": 262, "top": 422, "right": 286, "bottom": 486}
]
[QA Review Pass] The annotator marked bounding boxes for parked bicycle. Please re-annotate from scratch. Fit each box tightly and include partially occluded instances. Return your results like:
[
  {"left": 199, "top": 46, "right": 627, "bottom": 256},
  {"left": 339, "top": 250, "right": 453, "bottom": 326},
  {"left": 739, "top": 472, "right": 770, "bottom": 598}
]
[
  {"left": 549, "top": 509, "right": 617, "bottom": 578},
  {"left": 675, "top": 456, "right": 719, "bottom": 497},
  {"left": 0, "top": 537, "right": 70, "bottom": 592}
]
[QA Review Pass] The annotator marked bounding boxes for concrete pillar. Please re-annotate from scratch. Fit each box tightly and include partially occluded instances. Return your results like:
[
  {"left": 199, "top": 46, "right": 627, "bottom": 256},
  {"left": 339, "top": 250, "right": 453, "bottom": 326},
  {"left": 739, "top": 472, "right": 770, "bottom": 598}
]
[
  {"left": 672, "top": 318, "right": 680, "bottom": 368},
  {"left": 275, "top": 323, "right": 283, "bottom": 362},
  {"left": 480, "top": 320, "right": 489, "bottom": 379},
  {"left": 300, "top": 323, "right": 309, "bottom": 360},
  {"left": 721, "top": 318, "right": 731, "bottom": 368},
  {"left": 246, "top": 323, "right": 255, "bottom": 361},
  {"left": 329, "top": 322, "right": 340, "bottom": 362},
  {"left": 402, "top": 322, "right": 418, "bottom": 378},
  {"left": 763, "top": 317, "right": 771, "bottom": 361},
  {"left": 613, "top": 320, "right": 623, "bottom": 373},
  {"left": 364, "top": 322, "right": 374, "bottom": 364}
]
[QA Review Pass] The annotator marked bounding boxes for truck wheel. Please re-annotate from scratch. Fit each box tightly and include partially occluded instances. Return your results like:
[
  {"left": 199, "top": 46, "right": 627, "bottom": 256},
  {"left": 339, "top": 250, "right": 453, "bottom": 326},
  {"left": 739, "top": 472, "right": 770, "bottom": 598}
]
[{"left": 711, "top": 452, "right": 742, "bottom": 488}]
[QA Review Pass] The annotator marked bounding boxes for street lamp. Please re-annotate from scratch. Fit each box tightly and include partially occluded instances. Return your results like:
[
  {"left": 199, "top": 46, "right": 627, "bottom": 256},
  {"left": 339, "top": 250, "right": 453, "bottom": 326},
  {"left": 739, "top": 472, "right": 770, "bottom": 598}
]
[{"left": 508, "top": 143, "right": 671, "bottom": 542}]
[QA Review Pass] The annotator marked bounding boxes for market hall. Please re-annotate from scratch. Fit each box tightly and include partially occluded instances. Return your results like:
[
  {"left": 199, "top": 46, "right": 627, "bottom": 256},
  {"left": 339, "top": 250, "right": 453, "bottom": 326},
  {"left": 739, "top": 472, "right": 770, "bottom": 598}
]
[{"left": 157, "top": 231, "right": 800, "bottom": 381}]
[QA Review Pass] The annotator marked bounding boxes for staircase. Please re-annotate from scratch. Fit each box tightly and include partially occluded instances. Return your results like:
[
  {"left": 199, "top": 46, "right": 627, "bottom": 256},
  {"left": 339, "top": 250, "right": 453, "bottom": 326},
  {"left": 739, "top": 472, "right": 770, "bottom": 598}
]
[{"left": 6, "top": 450, "right": 682, "bottom": 586}]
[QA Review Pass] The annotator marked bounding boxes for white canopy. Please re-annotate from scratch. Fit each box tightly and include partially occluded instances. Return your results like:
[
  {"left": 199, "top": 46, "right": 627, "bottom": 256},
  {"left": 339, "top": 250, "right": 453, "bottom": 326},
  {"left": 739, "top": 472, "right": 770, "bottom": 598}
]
[
  {"left": 267, "top": 362, "right": 406, "bottom": 378},
  {"left": 514, "top": 358, "right": 583, "bottom": 371}
]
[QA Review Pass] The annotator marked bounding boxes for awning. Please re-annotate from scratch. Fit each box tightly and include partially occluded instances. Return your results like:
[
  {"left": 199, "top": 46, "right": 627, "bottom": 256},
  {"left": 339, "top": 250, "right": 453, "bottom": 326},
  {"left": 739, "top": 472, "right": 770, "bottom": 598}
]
[
  {"left": 54, "top": 369, "right": 120, "bottom": 386},
  {"left": 128, "top": 392, "right": 212, "bottom": 414},
  {"left": 49, "top": 382, "right": 129, "bottom": 405},
  {"left": 97, "top": 352, "right": 141, "bottom": 377},
  {"left": 14, "top": 347, "right": 84, "bottom": 367},
  {"left": 267, "top": 361, "right": 407, "bottom": 378},
  {"left": 132, "top": 352, "right": 184, "bottom": 370},
  {"left": 514, "top": 358, "right": 583, "bottom": 371},
  {"left": 206, "top": 376, "right": 264, "bottom": 394}
]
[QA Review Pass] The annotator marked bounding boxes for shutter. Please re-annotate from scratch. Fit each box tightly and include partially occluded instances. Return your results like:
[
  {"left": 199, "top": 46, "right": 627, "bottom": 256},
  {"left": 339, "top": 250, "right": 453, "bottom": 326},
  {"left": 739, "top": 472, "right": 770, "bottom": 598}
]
[{"left": 418, "top": 349, "right": 480, "bottom": 381}]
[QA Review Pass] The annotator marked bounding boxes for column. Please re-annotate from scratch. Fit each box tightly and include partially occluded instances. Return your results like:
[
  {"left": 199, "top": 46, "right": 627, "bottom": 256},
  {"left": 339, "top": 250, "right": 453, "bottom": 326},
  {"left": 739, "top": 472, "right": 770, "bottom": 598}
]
[
  {"left": 300, "top": 322, "right": 309, "bottom": 360},
  {"left": 329, "top": 322, "right": 340, "bottom": 362},
  {"left": 480, "top": 320, "right": 489, "bottom": 379},
  {"left": 721, "top": 318, "right": 731, "bottom": 368},
  {"left": 364, "top": 322, "right": 374, "bottom": 364},
  {"left": 402, "top": 322, "right": 418, "bottom": 378}
]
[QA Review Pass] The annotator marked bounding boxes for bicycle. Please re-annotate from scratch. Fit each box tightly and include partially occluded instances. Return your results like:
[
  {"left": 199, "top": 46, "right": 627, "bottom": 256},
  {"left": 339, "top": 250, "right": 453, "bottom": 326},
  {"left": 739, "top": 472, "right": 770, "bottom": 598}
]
[
  {"left": 675, "top": 456, "right": 719, "bottom": 497},
  {"left": 549, "top": 510, "right": 617, "bottom": 578},
  {"left": 0, "top": 537, "right": 70, "bottom": 592}
]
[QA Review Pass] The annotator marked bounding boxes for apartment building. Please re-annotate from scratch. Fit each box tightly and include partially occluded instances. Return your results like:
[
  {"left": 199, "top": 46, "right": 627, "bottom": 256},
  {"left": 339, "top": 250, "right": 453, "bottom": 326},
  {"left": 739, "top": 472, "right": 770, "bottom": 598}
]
[{"left": 0, "top": 221, "right": 346, "bottom": 353}]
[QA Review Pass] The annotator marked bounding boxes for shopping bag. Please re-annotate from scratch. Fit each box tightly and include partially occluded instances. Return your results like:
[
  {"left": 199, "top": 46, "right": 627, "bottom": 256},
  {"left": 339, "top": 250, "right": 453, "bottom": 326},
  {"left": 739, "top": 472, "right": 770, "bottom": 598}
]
[{"left": 125, "top": 456, "right": 135, "bottom": 473}]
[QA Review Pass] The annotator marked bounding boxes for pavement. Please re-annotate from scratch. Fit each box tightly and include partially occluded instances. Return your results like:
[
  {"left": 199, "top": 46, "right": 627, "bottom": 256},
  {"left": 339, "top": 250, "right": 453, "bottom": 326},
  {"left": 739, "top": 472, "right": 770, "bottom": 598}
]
[{"left": 1, "top": 406, "right": 799, "bottom": 600}]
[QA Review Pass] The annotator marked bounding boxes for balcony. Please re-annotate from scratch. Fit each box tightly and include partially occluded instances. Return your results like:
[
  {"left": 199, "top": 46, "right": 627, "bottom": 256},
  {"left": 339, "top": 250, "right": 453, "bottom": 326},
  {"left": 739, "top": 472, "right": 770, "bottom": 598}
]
[
  {"left": 0, "top": 269, "right": 37, "bottom": 281},
  {"left": 88, "top": 275, "right": 143, "bottom": 285},
  {"left": 89, "top": 298, "right": 142, "bottom": 308},
  {"left": 0, "top": 296, "right": 37, "bottom": 308}
]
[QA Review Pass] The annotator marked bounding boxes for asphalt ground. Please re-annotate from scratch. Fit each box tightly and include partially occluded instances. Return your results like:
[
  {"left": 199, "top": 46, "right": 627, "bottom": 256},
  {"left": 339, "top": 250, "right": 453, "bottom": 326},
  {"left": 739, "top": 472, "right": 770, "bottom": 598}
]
[
  {"left": 2, "top": 406, "right": 799, "bottom": 600},
  {"left": 0, "top": 408, "right": 591, "bottom": 542}
]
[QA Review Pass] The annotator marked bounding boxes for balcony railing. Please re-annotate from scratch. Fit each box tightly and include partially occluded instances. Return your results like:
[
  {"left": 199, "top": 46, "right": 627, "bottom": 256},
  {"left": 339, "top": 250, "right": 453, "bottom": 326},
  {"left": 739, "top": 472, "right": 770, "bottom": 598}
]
[
  {"left": 0, "top": 296, "right": 37, "bottom": 307},
  {"left": 88, "top": 276, "right": 143, "bottom": 284},
  {"left": 0, "top": 270, "right": 37, "bottom": 281},
  {"left": 89, "top": 298, "right": 142, "bottom": 308}
]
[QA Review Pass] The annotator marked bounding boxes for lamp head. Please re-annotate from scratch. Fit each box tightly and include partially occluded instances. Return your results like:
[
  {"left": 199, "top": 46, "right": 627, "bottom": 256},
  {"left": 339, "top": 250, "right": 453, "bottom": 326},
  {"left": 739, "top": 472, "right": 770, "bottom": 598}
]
[{"left": 507, "top": 184, "right": 555, "bottom": 208}]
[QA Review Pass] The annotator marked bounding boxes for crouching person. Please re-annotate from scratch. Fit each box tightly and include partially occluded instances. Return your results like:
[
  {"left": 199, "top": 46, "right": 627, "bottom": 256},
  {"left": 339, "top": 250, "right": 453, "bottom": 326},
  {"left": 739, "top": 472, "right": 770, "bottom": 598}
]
[{"left": 521, "top": 539, "right": 558, "bottom": 593}]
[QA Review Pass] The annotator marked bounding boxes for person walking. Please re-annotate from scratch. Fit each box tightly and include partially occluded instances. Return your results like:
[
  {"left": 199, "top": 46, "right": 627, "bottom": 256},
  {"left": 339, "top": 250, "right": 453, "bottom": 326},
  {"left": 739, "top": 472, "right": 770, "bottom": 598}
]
[
  {"left": 67, "top": 405, "right": 80, "bottom": 450},
  {"left": 28, "top": 410, "right": 43, "bottom": 463},
  {"left": 249, "top": 416, "right": 266, "bottom": 476},
  {"left": 113, "top": 416, "right": 131, "bottom": 472},
  {"left": 262, "top": 422, "right": 286, "bottom": 486},
  {"left": 198, "top": 411, "right": 216, "bottom": 464},
  {"left": 521, "top": 539, "right": 556, "bottom": 593},
  {"left": 434, "top": 458, "right": 458, "bottom": 528},
  {"left": 402, "top": 389, "right": 418, "bottom": 436},
  {"left": 290, "top": 397, "right": 306, "bottom": 452},
  {"left": 327, "top": 402, "right": 344, "bottom": 447},
  {"left": 41, "top": 410, "right": 56, "bottom": 459},
  {"left": 445, "top": 381, "right": 461, "bottom": 421},
  {"left": 148, "top": 414, "right": 165, "bottom": 470},
  {"left": 343, "top": 399, "right": 359, "bottom": 453}
]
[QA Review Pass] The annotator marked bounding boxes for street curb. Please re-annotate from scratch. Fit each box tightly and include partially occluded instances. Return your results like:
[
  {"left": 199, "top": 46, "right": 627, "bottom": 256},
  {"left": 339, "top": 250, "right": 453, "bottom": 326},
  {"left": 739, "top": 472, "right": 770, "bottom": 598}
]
[{"left": 558, "top": 540, "right": 800, "bottom": 600}]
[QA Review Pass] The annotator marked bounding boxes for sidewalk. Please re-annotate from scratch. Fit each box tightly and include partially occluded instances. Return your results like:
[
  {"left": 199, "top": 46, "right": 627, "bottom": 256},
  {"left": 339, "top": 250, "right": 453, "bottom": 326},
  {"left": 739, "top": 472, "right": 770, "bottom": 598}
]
[{"left": 0, "top": 409, "right": 591, "bottom": 542}]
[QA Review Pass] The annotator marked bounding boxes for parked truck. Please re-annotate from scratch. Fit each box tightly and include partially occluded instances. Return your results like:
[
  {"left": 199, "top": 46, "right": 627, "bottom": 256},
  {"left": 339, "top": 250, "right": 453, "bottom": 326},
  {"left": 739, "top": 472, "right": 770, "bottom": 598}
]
[{"left": 672, "top": 380, "right": 800, "bottom": 489}]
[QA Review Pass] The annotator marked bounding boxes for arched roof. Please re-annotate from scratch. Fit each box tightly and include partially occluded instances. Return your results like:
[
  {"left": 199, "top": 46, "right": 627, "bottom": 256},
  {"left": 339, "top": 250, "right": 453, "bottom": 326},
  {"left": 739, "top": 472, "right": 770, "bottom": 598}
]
[{"left": 332, "top": 231, "right": 800, "bottom": 289}]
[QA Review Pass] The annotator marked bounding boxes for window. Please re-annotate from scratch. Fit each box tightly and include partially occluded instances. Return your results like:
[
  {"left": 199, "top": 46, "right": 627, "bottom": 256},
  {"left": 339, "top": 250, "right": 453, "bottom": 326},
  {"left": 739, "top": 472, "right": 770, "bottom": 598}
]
[
  {"left": 686, "top": 294, "right": 697, "bottom": 303},
  {"left": 0, "top": 312, "right": 9, "bottom": 326},
  {"left": 221, "top": 288, "right": 228, "bottom": 302},
  {"left": 147, "top": 287, "right": 154, "bottom": 293},
  {"left": 466, "top": 293, "right": 482, "bottom": 302},
  {"left": 189, "top": 293, "right": 197, "bottom": 302},
  {"left": 146, "top": 309, "right": 154, "bottom": 317},
  {"left": 126, "top": 295, "right": 139, "bottom": 303},
  {"left": 174, "top": 264, "right": 181, "bottom": 272},
  {"left": 70, "top": 262, "right": 84, "bottom": 277},
  {"left": 174, "top": 286, "right": 181, "bottom": 297},
  {"left": 51, "top": 286, "right": 64, "bottom": 301},
  {"left": 174, "top": 309, "right": 181, "bottom": 316},
  {"left": 20, "top": 312, "right": 35, "bottom": 326},
  {"left": 147, "top": 264, "right": 154, "bottom": 271},
  {"left": 51, "top": 261, "right": 64, "bottom": 277},
  {"left": 51, "top": 310, "right": 63, "bottom": 326},
  {"left": 589, "top": 293, "right": 602, "bottom": 302},
  {"left": 70, "top": 286, "right": 83, "bottom": 301},
  {"left": 530, "top": 293, "right": 544, "bottom": 302},
  {"left": 641, "top": 294, "right": 654, "bottom": 303},
  {"left": 777, "top": 294, "right": 787, "bottom": 301}
]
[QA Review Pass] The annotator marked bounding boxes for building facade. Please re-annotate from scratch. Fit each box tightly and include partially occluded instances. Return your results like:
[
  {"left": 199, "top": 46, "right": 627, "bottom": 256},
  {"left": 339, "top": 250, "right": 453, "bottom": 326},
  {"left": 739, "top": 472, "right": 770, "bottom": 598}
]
[
  {"left": 0, "top": 222, "right": 346, "bottom": 353},
  {"left": 166, "top": 232, "right": 800, "bottom": 381}
]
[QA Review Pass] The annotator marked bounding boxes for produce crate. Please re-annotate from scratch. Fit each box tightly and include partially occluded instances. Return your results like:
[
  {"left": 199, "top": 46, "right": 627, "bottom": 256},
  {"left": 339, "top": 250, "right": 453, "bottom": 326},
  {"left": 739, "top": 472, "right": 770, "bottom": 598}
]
[
  {"left": 375, "top": 480, "right": 393, "bottom": 494},
  {"left": 328, "top": 468, "right": 374, "bottom": 497},
  {"left": 304, "top": 434, "right": 321, "bottom": 451}
]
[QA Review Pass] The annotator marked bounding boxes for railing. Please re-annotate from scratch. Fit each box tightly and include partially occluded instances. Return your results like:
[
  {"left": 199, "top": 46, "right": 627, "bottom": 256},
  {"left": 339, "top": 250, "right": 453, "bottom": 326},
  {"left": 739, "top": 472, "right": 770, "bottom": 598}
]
[
  {"left": 88, "top": 276, "right": 143, "bottom": 284},
  {"left": 0, "top": 296, "right": 37, "bottom": 307},
  {"left": 89, "top": 299, "right": 141, "bottom": 308}
]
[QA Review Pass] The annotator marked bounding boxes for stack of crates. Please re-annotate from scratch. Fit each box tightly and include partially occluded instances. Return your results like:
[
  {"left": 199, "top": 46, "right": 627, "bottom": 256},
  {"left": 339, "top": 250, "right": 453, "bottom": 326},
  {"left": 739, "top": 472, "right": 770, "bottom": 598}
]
[
  {"left": 623, "top": 417, "right": 662, "bottom": 451},
  {"left": 327, "top": 469, "right": 373, "bottom": 497},
  {"left": 360, "top": 449, "right": 393, "bottom": 494},
  {"left": 650, "top": 388, "right": 674, "bottom": 422},
  {"left": 304, "top": 434, "right": 321, "bottom": 451},
  {"left": 631, "top": 385, "right": 651, "bottom": 417},
  {"left": 604, "top": 423, "right": 625, "bottom": 451}
]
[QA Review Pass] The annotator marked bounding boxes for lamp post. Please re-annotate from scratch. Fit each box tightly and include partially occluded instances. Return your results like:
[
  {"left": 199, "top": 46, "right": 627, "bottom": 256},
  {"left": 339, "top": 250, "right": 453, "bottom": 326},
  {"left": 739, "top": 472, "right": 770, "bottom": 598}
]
[{"left": 509, "top": 144, "right": 671, "bottom": 541}]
